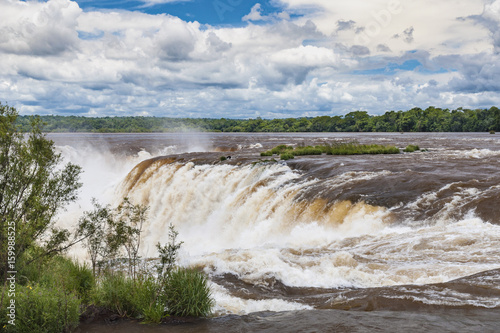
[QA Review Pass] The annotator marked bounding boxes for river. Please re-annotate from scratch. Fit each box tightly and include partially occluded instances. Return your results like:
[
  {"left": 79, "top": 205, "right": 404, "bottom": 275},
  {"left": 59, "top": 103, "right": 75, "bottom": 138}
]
[{"left": 48, "top": 132, "right": 500, "bottom": 332}]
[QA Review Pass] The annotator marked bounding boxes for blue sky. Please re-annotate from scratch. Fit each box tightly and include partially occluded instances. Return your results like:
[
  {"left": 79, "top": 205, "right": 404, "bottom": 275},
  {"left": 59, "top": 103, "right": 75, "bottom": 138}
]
[
  {"left": 73, "top": 0, "right": 284, "bottom": 25},
  {"left": 1, "top": 0, "right": 500, "bottom": 118}
]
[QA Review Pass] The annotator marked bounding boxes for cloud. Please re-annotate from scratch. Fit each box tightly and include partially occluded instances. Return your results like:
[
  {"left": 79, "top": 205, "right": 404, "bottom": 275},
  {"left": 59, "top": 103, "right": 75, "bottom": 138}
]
[
  {"left": 0, "top": 0, "right": 81, "bottom": 55},
  {"left": 393, "top": 26, "right": 414, "bottom": 44},
  {"left": 242, "top": 3, "right": 266, "bottom": 22},
  {"left": 336, "top": 20, "right": 356, "bottom": 31},
  {"left": 1, "top": 0, "right": 499, "bottom": 118},
  {"left": 242, "top": 3, "right": 291, "bottom": 22},
  {"left": 139, "top": 0, "right": 192, "bottom": 7},
  {"left": 472, "top": 0, "right": 500, "bottom": 52}
]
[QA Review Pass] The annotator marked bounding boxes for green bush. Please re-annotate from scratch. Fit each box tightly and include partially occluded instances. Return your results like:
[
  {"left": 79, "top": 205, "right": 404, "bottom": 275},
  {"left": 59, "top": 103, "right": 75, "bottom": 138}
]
[
  {"left": 327, "top": 143, "right": 400, "bottom": 155},
  {"left": 131, "top": 274, "right": 168, "bottom": 323},
  {"left": 219, "top": 156, "right": 227, "bottom": 161},
  {"left": 270, "top": 145, "right": 293, "bottom": 155},
  {"left": 92, "top": 273, "right": 137, "bottom": 317},
  {"left": 1, "top": 284, "right": 80, "bottom": 333},
  {"left": 280, "top": 152, "right": 295, "bottom": 160},
  {"left": 19, "top": 254, "right": 94, "bottom": 304},
  {"left": 92, "top": 272, "right": 172, "bottom": 322},
  {"left": 165, "top": 268, "right": 214, "bottom": 317},
  {"left": 263, "top": 142, "right": 401, "bottom": 157},
  {"left": 260, "top": 151, "right": 273, "bottom": 157},
  {"left": 403, "top": 145, "right": 420, "bottom": 152},
  {"left": 292, "top": 146, "right": 323, "bottom": 156}
]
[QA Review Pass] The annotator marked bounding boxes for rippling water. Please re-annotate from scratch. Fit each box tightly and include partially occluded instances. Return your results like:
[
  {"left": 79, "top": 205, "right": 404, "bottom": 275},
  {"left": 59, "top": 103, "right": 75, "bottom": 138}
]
[{"left": 49, "top": 132, "right": 500, "bottom": 332}]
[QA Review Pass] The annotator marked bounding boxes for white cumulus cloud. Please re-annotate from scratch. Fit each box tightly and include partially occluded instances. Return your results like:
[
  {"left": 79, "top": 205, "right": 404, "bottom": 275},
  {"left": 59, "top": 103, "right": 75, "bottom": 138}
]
[{"left": 0, "top": 0, "right": 498, "bottom": 117}]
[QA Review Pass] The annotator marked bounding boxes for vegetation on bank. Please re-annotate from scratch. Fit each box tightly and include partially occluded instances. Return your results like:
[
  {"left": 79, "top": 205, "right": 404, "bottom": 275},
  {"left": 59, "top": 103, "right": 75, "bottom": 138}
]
[
  {"left": 404, "top": 145, "right": 420, "bottom": 153},
  {"left": 0, "top": 103, "right": 213, "bottom": 333},
  {"left": 261, "top": 142, "right": 403, "bottom": 160},
  {"left": 13, "top": 106, "right": 500, "bottom": 133}
]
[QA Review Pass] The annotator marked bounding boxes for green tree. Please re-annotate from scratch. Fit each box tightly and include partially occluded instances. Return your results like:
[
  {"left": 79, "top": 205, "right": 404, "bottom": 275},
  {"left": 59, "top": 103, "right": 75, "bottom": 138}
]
[
  {"left": 77, "top": 200, "right": 116, "bottom": 277},
  {"left": 115, "top": 198, "right": 148, "bottom": 280},
  {"left": 0, "top": 103, "right": 82, "bottom": 281}
]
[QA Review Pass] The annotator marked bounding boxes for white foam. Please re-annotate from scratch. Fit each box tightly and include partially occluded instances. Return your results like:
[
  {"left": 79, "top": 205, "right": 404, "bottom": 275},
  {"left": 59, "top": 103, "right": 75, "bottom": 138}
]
[
  {"left": 210, "top": 283, "right": 312, "bottom": 316},
  {"left": 52, "top": 144, "right": 500, "bottom": 313}
]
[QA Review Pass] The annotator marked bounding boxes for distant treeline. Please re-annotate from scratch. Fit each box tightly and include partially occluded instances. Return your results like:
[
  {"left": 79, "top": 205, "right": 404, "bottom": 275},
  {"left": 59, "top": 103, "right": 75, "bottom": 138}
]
[{"left": 16, "top": 106, "right": 500, "bottom": 133}]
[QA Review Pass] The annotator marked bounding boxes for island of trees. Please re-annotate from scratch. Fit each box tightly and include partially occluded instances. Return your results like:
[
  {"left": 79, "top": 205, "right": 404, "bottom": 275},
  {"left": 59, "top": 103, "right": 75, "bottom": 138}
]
[{"left": 15, "top": 106, "right": 500, "bottom": 133}]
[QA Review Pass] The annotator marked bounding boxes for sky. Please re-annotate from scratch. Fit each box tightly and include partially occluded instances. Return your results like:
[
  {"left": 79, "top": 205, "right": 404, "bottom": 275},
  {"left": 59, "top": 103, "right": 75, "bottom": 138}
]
[{"left": 0, "top": 0, "right": 499, "bottom": 118}]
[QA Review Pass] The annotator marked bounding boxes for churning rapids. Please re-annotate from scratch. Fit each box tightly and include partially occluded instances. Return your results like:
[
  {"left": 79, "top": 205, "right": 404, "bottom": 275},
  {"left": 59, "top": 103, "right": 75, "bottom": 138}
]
[{"left": 50, "top": 132, "right": 500, "bottom": 333}]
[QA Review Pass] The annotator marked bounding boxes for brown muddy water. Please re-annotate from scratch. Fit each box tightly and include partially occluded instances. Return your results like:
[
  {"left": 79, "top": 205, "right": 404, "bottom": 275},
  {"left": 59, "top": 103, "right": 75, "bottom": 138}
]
[{"left": 49, "top": 132, "right": 500, "bottom": 332}]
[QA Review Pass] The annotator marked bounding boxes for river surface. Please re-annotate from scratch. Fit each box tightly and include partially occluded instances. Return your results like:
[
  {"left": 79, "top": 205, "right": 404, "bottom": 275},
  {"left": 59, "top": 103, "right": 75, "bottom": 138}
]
[{"left": 48, "top": 132, "right": 500, "bottom": 332}]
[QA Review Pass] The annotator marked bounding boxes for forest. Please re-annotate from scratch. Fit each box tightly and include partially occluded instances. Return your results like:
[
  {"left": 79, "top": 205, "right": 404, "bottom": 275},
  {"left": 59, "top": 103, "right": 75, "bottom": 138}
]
[{"left": 15, "top": 106, "right": 500, "bottom": 133}]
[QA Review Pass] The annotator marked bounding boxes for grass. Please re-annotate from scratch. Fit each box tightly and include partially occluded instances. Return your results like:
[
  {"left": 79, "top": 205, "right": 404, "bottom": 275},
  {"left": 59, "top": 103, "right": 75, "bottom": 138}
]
[
  {"left": 261, "top": 142, "right": 403, "bottom": 159},
  {"left": 327, "top": 143, "right": 400, "bottom": 155},
  {"left": 280, "top": 152, "right": 295, "bottom": 160},
  {"left": 1, "top": 253, "right": 213, "bottom": 332},
  {"left": 1, "top": 283, "right": 81, "bottom": 333},
  {"left": 165, "top": 268, "right": 214, "bottom": 318},
  {"left": 403, "top": 144, "right": 420, "bottom": 153},
  {"left": 1, "top": 225, "right": 212, "bottom": 332},
  {"left": 91, "top": 267, "right": 214, "bottom": 321}
]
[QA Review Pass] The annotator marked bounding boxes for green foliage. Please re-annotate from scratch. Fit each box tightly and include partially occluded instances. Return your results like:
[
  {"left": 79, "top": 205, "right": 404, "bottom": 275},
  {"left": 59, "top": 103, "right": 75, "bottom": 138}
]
[
  {"left": 280, "top": 152, "right": 295, "bottom": 160},
  {"left": 261, "top": 145, "right": 294, "bottom": 157},
  {"left": 13, "top": 106, "right": 500, "bottom": 133},
  {"left": 404, "top": 145, "right": 420, "bottom": 153},
  {"left": 1, "top": 284, "right": 80, "bottom": 333},
  {"left": 91, "top": 272, "right": 156, "bottom": 320},
  {"left": 24, "top": 255, "right": 94, "bottom": 304},
  {"left": 220, "top": 156, "right": 227, "bottom": 161},
  {"left": 0, "top": 103, "right": 214, "bottom": 330},
  {"left": 490, "top": 130, "right": 495, "bottom": 134},
  {"left": 92, "top": 273, "right": 135, "bottom": 317},
  {"left": 115, "top": 198, "right": 148, "bottom": 280},
  {"left": 292, "top": 146, "right": 324, "bottom": 156},
  {"left": 77, "top": 198, "right": 148, "bottom": 278},
  {"left": 327, "top": 143, "right": 400, "bottom": 155},
  {"left": 264, "top": 142, "right": 401, "bottom": 158},
  {"left": 77, "top": 200, "right": 116, "bottom": 277},
  {"left": 92, "top": 224, "right": 213, "bottom": 321},
  {"left": 165, "top": 268, "right": 214, "bottom": 318},
  {"left": 156, "top": 224, "right": 183, "bottom": 283},
  {"left": 0, "top": 103, "right": 82, "bottom": 281}
]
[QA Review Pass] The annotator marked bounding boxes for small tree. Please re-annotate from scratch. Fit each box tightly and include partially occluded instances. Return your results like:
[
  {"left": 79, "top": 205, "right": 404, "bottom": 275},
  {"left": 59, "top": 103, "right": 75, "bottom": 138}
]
[
  {"left": 156, "top": 224, "right": 183, "bottom": 284},
  {"left": 0, "top": 103, "right": 82, "bottom": 280},
  {"left": 77, "top": 200, "right": 119, "bottom": 277},
  {"left": 115, "top": 197, "right": 148, "bottom": 280}
]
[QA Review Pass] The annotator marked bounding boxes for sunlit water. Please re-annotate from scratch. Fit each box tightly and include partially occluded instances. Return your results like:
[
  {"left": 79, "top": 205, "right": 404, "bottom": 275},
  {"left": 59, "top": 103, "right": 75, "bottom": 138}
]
[{"left": 49, "top": 132, "right": 500, "bottom": 332}]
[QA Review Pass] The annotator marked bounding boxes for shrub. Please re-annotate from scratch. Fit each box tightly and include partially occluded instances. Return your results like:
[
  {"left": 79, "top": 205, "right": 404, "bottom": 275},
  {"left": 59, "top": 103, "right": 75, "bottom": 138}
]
[
  {"left": 92, "top": 273, "right": 137, "bottom": 317},
  {"left": 263, "top": 142, "right": 401, "bottom": 157},
  {"left": 3, "top": 284, "right": 80, "bottom": 333},
  {"left": 91, "top": 272, "right": 171, "bottom": 322},
  {"left": 292, "top": 146, "right": 323, "bottom": 156},
  {"left": 490, "top": 130, "right": 495, "bottom": 134},
  {"left": 280, "top": 152, "right": 295, "bottom": 160},
  {"left": 132, "top": 274, "right": 167, "bottom": 323},
  {"left": 404, "top": 145, "right": 420, "bottom": 153},
  {"left": 327, "top": 144, "right": 400, "bottom": 155},
  {"left": 18, "top": 254, "right": 94, "bottom": 304},
  {"left": 260, "top": 151, "right": 273, "bottom": 157},
  {"left": 67, "top": 261, "right": 94, "bottom": 304},
  {"left": 165, "top": 268, "right": 214, "bottom": 317},
  {"left": 219, "top": 156, "right": 227, "bottom": 161}
]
